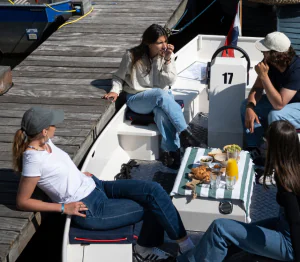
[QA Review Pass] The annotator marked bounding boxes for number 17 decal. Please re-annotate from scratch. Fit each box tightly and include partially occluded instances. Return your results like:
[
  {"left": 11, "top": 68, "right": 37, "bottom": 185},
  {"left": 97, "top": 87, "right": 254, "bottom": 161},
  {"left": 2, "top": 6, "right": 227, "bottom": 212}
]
[{"left": 222, "top": 72, "right": 233, "bottom": 84}]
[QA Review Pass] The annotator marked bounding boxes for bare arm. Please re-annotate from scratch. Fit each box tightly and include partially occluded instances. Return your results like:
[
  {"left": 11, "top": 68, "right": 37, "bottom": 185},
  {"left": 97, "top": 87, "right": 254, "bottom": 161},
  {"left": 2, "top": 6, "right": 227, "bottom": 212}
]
[
  {"left": 17, "top": 176, "right": 87, "bottom": 217},
  {"left": 261, "top": 75, "right": 296, "bottom": 110},
  {"left": 255, "top": 61, "right": 297, "bottom": 110},
  {"left": 247, "top": 76, "right": 264, "bottom": 105},
  {"left": 244, "top": 76, "right": 263, "bottom": 133}
]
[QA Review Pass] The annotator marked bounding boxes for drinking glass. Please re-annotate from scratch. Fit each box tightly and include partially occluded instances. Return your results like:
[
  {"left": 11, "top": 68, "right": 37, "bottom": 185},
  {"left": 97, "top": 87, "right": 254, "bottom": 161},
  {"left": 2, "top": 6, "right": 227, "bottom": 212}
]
[
  {"left": 226, "top": 175, "right": 236, "bottom": 190},
  {"left": 226, "top": 158, "right": 239, "bottom": 181},
  {"left": 210, "top": 172, "right": 221, "bottom": 189},
  {"left": 226, "top": 150, "right": 239, "bottom": 161}
]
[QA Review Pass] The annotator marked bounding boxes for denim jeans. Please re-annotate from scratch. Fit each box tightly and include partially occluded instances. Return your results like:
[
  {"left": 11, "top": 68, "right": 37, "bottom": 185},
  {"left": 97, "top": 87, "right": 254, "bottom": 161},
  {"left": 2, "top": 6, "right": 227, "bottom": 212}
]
[
  {"left": 241, "top": 95, "right": 300, "bottom": 147},
  {"left": 72, "top": 176, "right": 187, "bottom": 247},
  {"left": 126, "top": 88, "right": 188, "bottom": 152},
  {"left": 178, "top": 214, "right": 294, "bottom": 262}
]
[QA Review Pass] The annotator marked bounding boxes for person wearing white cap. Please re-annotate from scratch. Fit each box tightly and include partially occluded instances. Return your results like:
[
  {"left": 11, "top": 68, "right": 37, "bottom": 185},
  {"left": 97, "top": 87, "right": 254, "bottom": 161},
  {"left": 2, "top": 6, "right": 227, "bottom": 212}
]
[{"left": 241, "top": 31, "right": 300, "bottom": 154}]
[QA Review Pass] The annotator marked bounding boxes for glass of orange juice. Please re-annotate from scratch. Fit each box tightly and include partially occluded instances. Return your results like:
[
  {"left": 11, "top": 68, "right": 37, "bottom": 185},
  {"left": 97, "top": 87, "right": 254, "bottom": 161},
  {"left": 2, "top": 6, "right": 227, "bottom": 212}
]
[{"left": 226, "top": 158, "right": 238, "bottom": 180}]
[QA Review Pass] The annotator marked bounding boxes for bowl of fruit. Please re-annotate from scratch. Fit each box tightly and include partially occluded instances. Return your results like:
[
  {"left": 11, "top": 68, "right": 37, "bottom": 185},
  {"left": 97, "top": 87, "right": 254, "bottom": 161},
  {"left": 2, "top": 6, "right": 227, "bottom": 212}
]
[{"left": 223, "top": 144, "right": 241, "bottom": 160}]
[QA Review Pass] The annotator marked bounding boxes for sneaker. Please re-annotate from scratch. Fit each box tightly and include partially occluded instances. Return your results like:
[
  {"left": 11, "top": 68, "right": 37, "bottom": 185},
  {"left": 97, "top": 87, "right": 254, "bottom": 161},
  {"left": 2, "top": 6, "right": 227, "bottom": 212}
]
[
  {"left": 258, "top": 174, "right": 276, "bottom": 186},
  {"left": 133, "top": 245, "right": 173, "bottom": 262}
]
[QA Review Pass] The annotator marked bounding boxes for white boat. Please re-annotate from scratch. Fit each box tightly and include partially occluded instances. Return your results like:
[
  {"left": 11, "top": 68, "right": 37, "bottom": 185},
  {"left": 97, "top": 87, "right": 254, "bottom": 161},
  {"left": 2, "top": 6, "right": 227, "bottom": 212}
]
[{"left": 62, "top": 34, "right": 264, "bottom": 262}]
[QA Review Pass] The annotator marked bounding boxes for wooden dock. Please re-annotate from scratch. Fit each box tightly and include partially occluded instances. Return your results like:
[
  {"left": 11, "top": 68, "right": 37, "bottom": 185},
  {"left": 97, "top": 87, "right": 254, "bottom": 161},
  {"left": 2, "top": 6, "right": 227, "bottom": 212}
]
[{"left": 0, "top": 0, "right": 179, "bottom": 261}]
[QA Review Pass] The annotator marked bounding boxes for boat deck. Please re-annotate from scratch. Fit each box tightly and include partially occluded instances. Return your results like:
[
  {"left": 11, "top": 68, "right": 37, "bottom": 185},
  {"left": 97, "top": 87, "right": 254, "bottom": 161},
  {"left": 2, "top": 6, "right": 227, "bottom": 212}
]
[{"left": 0, "top": 0, "right": 179, "bottom": 260}]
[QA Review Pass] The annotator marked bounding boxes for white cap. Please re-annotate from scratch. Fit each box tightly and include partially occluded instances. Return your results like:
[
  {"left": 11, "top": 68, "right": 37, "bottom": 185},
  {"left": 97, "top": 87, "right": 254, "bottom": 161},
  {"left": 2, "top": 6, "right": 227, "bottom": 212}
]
[{"left": 255, "top": 32, "right": 291, "bottom": 53}]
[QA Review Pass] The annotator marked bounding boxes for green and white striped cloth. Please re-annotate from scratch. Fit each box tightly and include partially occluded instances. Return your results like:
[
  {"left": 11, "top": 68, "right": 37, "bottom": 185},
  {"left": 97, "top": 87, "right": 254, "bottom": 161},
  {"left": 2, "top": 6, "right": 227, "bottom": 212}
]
[{"left": 171, "top": 147, "right": 255, "bottom": 221}]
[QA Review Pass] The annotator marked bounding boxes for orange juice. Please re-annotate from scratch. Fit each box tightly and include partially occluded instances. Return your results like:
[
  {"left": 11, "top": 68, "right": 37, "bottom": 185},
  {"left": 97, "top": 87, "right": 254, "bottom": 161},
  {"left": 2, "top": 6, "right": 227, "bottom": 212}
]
[{"left": 226, "top": 158, "right": 239, "bottom": 181}]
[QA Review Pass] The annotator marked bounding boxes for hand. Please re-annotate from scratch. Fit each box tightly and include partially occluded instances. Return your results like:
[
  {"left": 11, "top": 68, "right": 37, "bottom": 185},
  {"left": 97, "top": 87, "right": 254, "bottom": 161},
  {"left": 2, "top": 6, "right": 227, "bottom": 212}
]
[
  {"left": 64, "top": 202, "right": 88, "bottom": 217},
  {"left": 163, "top": 44, "right": 174, "bottom": 60},
  {"left": 103, "top": 92, "right": 118, "bottom": 102},
  {"left": 255, "top": 61, "right": 269, "bottom": 79},
  {"left": 245, "top": 107, "right": 260, "bottom": 133},
  {"left": 83, "top": 172, "right": 93, "bottom": 177}
]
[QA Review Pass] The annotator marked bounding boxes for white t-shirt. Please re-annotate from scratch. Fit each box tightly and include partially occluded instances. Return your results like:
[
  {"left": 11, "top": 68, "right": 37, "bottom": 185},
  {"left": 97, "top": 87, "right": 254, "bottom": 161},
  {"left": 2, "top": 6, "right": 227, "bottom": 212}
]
[{"left": 22, "top": 139, "right": 96, "bottom": 204}]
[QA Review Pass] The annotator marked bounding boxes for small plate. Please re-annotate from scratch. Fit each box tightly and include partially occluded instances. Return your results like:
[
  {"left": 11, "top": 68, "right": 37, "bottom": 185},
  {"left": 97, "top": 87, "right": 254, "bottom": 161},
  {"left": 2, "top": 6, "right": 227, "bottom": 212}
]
[
  {"left": 210, "top": 162, "right": 222, "bottom": 171},
  {"left": 213, "top": 153, "right": 227, "bottom": 167}
]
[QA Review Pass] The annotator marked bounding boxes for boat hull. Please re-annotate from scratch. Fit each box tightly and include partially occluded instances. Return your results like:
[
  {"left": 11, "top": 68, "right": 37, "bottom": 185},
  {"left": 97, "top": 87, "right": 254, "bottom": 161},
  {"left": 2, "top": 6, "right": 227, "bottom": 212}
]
[{"left": 0, "top": 1, "right": 72, "bottom": 55}]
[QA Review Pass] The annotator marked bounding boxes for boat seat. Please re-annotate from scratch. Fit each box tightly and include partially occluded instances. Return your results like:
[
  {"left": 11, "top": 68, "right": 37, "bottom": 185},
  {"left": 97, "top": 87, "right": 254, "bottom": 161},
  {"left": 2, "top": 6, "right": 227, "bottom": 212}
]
[
  {"left": 69, "top": 224, "right": 136, "bottom": 245},
  {"left": 125, "top": 99, "right": 184, "bottom": 126}
]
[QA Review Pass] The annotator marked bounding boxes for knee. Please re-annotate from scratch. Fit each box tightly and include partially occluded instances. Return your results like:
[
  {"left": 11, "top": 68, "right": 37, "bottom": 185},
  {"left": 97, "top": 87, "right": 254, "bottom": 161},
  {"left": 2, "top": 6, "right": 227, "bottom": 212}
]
[
  {"left": 146, "top": 181, "right": 167, "bottom": 197},
  {"left": 153, "top": 89, "right": 170, "bottom": 101},
  {"left": 268, "top": 109, "right": 284, "bottom": 124},
  {"left": 209, "top": 218, "right": 229, "bottom": 235}
]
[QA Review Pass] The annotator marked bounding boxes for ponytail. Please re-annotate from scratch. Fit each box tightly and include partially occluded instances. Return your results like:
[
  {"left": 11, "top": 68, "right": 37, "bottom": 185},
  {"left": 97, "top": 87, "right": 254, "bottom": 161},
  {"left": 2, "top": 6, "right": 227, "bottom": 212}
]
[{"left": 12, "top": 129, "right": 28, "bottom": 173}]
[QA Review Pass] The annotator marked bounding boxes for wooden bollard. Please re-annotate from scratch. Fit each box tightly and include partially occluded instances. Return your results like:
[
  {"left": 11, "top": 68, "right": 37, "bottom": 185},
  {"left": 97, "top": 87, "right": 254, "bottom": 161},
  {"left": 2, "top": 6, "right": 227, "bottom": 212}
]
[{"left": 0, "top": 66, "right": 13, "bottom": 95}]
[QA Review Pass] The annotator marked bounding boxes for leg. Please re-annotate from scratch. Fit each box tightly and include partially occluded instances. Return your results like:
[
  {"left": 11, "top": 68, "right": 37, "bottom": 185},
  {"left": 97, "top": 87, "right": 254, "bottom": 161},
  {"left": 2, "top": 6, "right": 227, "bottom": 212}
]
[
  {"left": 241, "top": 95, "right": 274, "bottom": 147},
  {"left": 126, "top": 88, "right": 187, "bottom": 133},
  {"left": 178, "top": 218, "right": 294, "bottom": 262},
  {"left": 268, "top": 102, "right": 300, "bottom": 128},
  {"left": 102, "top": 179, "right": 187, "bottom": 242},
  {"left": 153, "top": 107, "right": 180, "bottom": 152}
]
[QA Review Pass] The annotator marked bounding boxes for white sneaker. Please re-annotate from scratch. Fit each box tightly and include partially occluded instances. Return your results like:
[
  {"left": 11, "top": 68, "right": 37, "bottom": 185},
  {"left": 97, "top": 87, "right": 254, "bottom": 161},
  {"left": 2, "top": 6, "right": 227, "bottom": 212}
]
[
  {"left": 258, "top": 174, "right": 276, "bottom": 186},
  {"left": 133, "top": 245, "right": 172, "bottom": 261}
]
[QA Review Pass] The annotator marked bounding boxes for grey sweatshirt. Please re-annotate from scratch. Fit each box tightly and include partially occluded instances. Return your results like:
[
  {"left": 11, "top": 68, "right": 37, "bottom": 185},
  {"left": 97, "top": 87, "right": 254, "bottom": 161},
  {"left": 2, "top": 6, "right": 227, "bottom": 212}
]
[{"left": 110, "top": 50, "right": 177, "bottom": 95}]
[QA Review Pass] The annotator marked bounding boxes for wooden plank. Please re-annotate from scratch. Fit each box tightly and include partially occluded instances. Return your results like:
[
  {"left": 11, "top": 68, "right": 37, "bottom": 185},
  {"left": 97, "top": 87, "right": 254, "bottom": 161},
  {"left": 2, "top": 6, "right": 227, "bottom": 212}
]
[
  {"left": 0, "top": 126, "right": 90, "bottom": 137},
  {"left": 13, "top": 71, "right": 113, "bottom": 80},
  {"left": 0, "top": 244, "right": 9, "bottom": 262},
  {"left": 0, "top": 118, "right": 96, "bottom": 129},
  {"left": 0, "top": 231, "right": 18, "bottom": 245},
  {"left": 19, "top": 60, "right": 120, "bottom": 68},
  {"left": 0, "top": 205, "right": 33, "bottom": 220},
  {"left": 0, "top": 111, "right": 103, "bottom": 121},
  {"left": 0, "top": 103, "right": 109, "bottom": 114},
  {"left": 13, "top": 66, "right": 117, "bottom": 73},
  {"left": 0, "top": 218, "right": 27, "bottom": 232},
  {"left": 8, "top": 213, "right": 42, "bottom": 262},
  {"left": 12, "top": 77, "right": 112, "bottom": 86},
  {"left": 0, "top": 96, "right": 111, "bottom": 106}
]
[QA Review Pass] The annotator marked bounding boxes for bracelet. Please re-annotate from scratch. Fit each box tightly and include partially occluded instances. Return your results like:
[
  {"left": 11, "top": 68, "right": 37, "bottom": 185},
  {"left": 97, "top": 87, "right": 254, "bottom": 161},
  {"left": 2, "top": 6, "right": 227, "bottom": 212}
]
[
  {"left": 61, "top": 203, "right": 65, "bottom": 214},
  {"left": 164, "top": 57, "right": 171, "bottom": 62}
]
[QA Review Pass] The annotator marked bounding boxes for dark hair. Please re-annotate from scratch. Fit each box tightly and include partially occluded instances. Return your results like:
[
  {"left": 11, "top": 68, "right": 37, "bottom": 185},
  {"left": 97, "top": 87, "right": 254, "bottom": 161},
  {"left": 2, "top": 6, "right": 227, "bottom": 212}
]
[
  {"left": 268, "top": 46, "right": 296, "bottom": 68},
  {"left": 130, "top": 24, "right": 168, "bottom": 75},
  {"left": 264, "top": 120, "right": 300, "bottom": 196}
]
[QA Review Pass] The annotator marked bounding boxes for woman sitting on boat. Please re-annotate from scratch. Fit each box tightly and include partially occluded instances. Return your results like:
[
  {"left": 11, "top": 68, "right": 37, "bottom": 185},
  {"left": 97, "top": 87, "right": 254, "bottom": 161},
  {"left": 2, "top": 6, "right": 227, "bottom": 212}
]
[
  {"left": 103, "top": 24, "right": 198, "bottom": 169},
  {"left": 13, "top": 107, "right": 194, "bottom": 262},
  {"left": 171, "top": 120, "right": 300, "bottom": 262}
]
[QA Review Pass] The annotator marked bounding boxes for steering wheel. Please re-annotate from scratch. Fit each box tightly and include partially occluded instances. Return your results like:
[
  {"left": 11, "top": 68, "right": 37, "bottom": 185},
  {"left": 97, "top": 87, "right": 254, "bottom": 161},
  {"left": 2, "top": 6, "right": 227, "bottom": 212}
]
[{"left": 209, "top": 45, "right": 251, "bottom": 85}]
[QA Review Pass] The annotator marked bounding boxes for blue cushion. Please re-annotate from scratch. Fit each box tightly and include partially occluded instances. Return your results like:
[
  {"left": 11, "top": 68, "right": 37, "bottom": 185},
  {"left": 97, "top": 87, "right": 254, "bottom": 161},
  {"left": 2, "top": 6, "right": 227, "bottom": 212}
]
[{"left": 69, "top": 225, "right": 136, "bottom": 244}]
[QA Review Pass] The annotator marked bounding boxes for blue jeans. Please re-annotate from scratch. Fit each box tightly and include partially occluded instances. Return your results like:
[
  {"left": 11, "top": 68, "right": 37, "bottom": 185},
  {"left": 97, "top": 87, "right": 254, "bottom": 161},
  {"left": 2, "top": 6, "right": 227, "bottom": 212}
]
[
  {"left": 72, "top": 176, "right": 187, "bottom": 247},
  {"left": 241, "top": 95, "right": 300, "bottom": 147},
  {"left": 178, "top": 214, "right": 294, "bottom": 262},
  {"left": 126, "top": 88, "right": 188, "bottom": 152}
]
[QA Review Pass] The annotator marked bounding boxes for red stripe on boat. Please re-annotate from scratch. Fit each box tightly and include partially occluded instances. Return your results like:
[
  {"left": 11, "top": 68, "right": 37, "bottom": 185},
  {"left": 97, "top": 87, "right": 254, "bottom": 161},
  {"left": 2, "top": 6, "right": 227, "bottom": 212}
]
[{"left": 74, "top": 237, "right": 128, "bottom": 243}]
